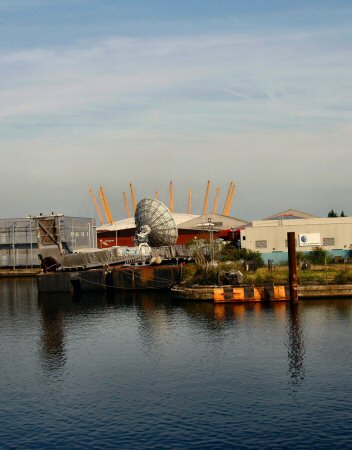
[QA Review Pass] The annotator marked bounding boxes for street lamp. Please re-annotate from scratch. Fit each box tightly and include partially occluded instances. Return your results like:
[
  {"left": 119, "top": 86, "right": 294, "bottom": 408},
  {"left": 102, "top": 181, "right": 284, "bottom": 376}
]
[
  {"left": 207, "top": 217, "right": 214, "bottom": 243},
  {"left": 207, "top": 217, "right": 215, "bottom": 264},
  {"left": 12, "top": 222, "right": 17, "bottom": 269}
]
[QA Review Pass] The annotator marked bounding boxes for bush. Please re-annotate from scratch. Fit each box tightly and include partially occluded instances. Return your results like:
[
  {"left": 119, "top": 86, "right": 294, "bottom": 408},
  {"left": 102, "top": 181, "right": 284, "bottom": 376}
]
[
  {"left": 219, "top": 242, "right": 237, "bottom": 261},
  {"left": 307, "top": 247, "right": 330, "bottom": 265},
  {"left": 297, "top": 251, "right": 308, "bottom": 262},
  {"left": 190, "top": 264, "right": 219, "bottom": 285},
  {"left": 333, "top": 270, "right": 352, "bottom": 284},
  {"left": 182, "top": 263, "right": 197, "bottom": 281},
  {"left": 220, "top": 244, "right": 264, "bottom": 267}
]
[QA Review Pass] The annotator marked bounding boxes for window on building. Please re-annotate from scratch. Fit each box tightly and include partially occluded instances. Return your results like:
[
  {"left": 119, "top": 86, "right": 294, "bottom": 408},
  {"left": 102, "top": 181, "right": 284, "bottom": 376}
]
[
  {"left": 255, "top": 240, "right": 267, "bottom": 249},
  {"left": 323, "top": 238, "right": 335, "bottom": 246},
  {"left": 242, "top": 236, "right": 246, "bottom": 241}
]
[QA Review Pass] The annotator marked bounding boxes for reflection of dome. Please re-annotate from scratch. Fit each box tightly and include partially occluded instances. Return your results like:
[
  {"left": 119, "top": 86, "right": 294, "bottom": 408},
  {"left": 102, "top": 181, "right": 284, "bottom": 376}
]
[{"left": 301, "top": 235, "right": 307, "bottom": 243}]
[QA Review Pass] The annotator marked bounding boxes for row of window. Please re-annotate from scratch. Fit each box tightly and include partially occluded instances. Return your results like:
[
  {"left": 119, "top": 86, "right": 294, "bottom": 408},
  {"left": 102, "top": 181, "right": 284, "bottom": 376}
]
[
  {"left": 70, "top": 231, "right": 89, "bottom": 237},
  {"left": 0, "top": 231, "right": 90, "bottom": 242},
  {"left": 255, "top": 238, "right": 336, "bottom": 249}
]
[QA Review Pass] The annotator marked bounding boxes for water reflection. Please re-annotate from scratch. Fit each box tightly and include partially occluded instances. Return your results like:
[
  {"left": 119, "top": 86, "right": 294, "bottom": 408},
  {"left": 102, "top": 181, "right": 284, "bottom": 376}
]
[
  {"left": 38, "top": 292, "right": 108, "bottom": 371},
  {"left": 38, "top": 294, "right": 69, "bottom": 371},
  {"left": 176, "top": 299, "right": 306, "bottom": 386},
  {"left": 0, "top": 278, "right": 37, "bottom": 317},
  {"left": 38, "top": 289, "right": 308, "bottom": 384},
  {"left": 286, "top": 303, "right": 305, "bottom": 385},
  {"left": 5, "top": 279, "right": 352, "bottom": 450}
]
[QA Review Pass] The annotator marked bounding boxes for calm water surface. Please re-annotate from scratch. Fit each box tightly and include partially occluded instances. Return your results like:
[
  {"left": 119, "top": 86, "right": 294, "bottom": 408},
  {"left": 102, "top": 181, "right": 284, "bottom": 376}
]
[{"left": 1, "top": 279, "right": 352, "bottom": 449}]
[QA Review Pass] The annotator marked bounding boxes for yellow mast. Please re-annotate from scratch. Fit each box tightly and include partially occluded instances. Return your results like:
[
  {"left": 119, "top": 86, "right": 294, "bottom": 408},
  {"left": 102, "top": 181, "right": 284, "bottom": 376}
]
[
  {"left": 203, "top": 180, "right": 211, "bottom": 215},
  {"left": 224, "top": 183, "right": 236, "bottom": 216},
  {"left": 89, "top": 187, "right": 105, "bottom": 225},
  {"left": 99, "top": 186, "right": 114, "bottom": 224},
  {"left": 213, "top": 186, "right": 221, "bottom": 214},
  {"left": 130, "top": 182, "right": 137, "bottom": 212},
  {"left": 123, "top": 191, "right": 131, "bottom": 218},
  {"left": 187, "top": 189, "right": 192, "bottom": 214},
  {"left": 99, "top": 188, "right": 109, "bottom": 224},
  {"left": 222, "top": 181, "right": 234, "bottom": 215},
  {"left": 169, "top": 181, "right": 174, "bottom": 213}
]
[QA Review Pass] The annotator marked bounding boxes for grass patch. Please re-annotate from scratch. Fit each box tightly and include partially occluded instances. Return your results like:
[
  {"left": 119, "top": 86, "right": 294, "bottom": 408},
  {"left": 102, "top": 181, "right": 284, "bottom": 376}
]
[
  {"left": 333, "top": 269, "right": 352, "bottom": 284},
  {"left": 181, "top": 262, "right": 352, "bottom": 286}
]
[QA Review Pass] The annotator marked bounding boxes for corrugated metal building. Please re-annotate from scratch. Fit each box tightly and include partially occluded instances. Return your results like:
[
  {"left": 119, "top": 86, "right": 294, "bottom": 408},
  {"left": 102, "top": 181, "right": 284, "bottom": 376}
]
[
  {"left": 241, "top": 216, "right": 352, "bottom": 263},
  {"left": 0, "top": 216, "right": 96, "bottom": 268}
]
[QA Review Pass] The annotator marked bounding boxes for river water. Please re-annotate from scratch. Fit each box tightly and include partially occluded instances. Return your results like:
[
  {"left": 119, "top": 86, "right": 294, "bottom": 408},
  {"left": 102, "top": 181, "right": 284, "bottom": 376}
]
[{"left": 1, "top": 279, "right": 352, "bottom": 449}]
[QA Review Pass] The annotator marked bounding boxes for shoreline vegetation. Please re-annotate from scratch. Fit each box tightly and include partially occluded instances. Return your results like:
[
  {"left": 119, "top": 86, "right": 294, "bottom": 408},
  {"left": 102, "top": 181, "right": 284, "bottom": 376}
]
[
  {"left": 182, "top": 262, "right": 352, "bottom": 287},
  {"left": 182, "top": 241, "right": 352, "bottom": 287},
  {"left": 1, "top": 243, "right": 352, "bottom": 288}
]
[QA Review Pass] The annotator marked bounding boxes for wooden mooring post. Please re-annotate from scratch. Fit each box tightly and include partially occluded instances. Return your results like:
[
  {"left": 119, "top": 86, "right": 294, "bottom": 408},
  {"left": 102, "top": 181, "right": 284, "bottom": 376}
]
[{"left": 287, "top": 232, "right": 298, "bottom": 302}]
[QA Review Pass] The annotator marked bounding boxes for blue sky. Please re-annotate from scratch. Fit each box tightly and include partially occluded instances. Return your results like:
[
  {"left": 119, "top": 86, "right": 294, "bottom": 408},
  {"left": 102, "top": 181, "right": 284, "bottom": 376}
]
[{"left": 1, "top": 1, "right": 352, "bottom": 220}]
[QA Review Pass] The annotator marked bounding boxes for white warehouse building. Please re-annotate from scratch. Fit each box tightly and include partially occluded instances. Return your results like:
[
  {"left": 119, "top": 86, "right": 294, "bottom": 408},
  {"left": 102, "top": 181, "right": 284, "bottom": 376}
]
[{"left": 241, "top": 215, "right": 352, "bottom": 263}]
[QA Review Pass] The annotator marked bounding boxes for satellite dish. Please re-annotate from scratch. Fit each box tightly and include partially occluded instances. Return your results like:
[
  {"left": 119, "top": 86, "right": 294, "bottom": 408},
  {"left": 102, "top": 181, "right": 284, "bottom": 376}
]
[{"left": 135, "top": 197, "right": 178, "bottom": 247}]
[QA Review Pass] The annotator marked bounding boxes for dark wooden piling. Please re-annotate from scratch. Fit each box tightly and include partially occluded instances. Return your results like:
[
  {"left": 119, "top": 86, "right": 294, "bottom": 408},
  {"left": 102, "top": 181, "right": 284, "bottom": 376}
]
[{"left": 287, "top": 232, "right": 298, "bottom": 303}]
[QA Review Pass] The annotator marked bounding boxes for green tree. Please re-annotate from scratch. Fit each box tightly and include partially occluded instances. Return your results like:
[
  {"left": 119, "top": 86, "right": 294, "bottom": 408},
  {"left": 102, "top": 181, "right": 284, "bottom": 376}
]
[
  {"left": 328, "top": 209, "right": 338, "bottom": 217},
  {"left": 340, "top": 211, "right": 347, "bottom": 217}
]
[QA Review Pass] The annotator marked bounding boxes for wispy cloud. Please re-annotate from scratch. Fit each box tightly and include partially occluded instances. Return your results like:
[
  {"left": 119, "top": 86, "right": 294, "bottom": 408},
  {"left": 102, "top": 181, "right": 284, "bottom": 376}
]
[
  {"left": 1, "top": 28, "right": 351, "bottom": 132},
  {"left": 1, "top": 10, "right": 352, "bottom": 218}
]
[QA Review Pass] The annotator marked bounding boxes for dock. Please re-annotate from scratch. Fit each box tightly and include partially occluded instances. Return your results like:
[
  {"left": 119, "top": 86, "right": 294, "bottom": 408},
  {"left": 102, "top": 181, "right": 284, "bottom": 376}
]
[
  {"left": 171, "top": 284, "right": 352, "bottom": 302},
  {"left": 0, "top": 269, "right": 40, "bottom": 278}
]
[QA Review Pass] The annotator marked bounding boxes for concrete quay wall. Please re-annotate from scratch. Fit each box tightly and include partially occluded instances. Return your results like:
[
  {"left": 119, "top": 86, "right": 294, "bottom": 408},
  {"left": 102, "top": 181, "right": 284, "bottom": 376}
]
[{"left": 171, "top": 284, "right": 352, "bottom": 302}]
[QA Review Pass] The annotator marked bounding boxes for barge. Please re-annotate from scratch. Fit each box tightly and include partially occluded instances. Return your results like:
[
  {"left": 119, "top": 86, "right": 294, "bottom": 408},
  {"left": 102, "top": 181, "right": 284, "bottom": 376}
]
[{"left": 33, "top": 198, "right": 194, "bottom": 293}]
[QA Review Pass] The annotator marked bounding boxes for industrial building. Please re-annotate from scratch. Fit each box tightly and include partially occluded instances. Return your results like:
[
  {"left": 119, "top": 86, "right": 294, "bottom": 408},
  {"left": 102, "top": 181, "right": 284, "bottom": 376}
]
[
  {"left": 0, "top": 216, "right": 96, "bottom": 268},
  {"left": 241, "top": 214, "right": 352, "bottom": 263},
  {"left": 94, "top": 180, "right": 246, "bottom": 247},
  {"left": 263, "top": 209, "right": 319, "bottom": 221},
  {"left": 39, "top": 179, "right": 352, "bottom": 266},
  {"left": 97, "top": 212, "right": 248, "bottom": 248}
]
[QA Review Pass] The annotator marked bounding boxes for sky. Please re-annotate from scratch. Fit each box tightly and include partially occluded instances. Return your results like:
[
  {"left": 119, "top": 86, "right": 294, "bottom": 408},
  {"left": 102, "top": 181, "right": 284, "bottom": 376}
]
[{"left": 1, "top": 0, "right": 352, "bottom": 221}]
